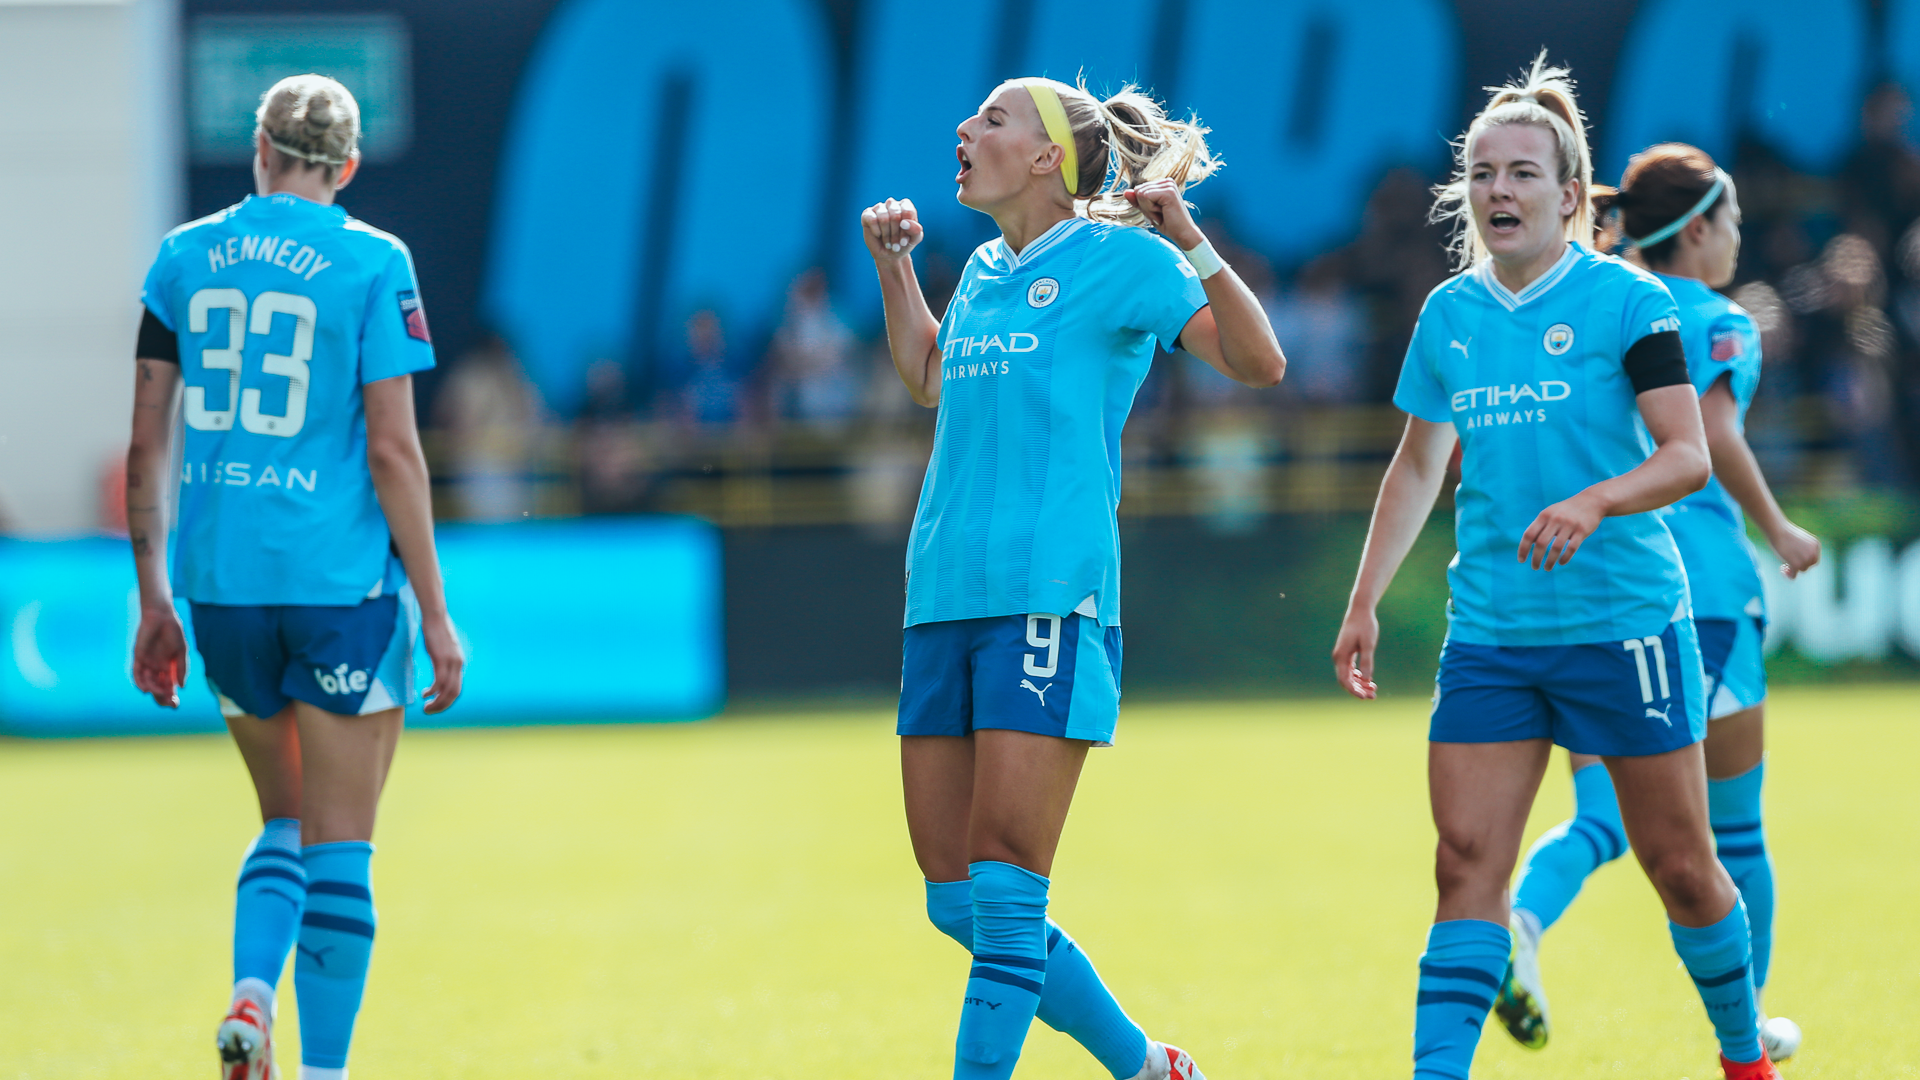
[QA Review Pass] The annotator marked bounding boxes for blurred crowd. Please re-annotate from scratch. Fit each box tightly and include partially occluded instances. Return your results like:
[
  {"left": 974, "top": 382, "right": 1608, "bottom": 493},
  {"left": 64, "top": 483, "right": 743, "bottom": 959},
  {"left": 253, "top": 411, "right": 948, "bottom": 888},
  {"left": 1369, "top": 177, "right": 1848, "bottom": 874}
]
[{"left": 427, "top": 84, "right": 1920, "bottom": 528}]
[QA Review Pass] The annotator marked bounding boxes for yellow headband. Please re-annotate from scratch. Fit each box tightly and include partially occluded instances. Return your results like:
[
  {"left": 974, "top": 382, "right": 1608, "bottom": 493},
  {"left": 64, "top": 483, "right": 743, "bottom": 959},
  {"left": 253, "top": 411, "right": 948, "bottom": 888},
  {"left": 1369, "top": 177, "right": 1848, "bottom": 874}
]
[{"left": 1017, "top": 79, "right": 1079, "bottom": 198}]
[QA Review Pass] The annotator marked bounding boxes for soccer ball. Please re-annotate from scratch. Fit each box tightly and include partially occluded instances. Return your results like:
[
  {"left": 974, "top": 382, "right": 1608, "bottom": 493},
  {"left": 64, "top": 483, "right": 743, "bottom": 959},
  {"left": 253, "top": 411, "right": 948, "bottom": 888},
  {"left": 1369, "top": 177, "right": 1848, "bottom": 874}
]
[{"left": 1760, "top": 1015, "right": 1803, "bottom": 1064}]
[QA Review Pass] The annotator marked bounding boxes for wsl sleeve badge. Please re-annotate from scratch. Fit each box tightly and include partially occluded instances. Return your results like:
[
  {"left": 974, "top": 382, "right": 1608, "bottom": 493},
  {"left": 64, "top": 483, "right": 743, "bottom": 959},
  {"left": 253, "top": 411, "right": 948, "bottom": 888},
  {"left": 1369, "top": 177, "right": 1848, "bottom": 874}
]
[
  {"left": 1709, "top": 325, "right": 1745, "bottom": 362},
  {"left": 1027, "top": 277, "right": 1060, "bottom": 308},
  {"left": 398, "top": 290, "right": 432, "bottom": 343}
]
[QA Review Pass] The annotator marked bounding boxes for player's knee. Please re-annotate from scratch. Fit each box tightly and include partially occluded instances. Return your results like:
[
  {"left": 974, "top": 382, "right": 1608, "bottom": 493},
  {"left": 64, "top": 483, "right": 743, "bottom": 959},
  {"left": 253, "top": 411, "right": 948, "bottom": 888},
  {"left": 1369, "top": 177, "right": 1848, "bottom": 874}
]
[
  {"left": 1641, "top": 844, "right": 1726, "bottom": 913},
  {"left": 1433, "top": 832, "right": 1503, "bottom": 896}
]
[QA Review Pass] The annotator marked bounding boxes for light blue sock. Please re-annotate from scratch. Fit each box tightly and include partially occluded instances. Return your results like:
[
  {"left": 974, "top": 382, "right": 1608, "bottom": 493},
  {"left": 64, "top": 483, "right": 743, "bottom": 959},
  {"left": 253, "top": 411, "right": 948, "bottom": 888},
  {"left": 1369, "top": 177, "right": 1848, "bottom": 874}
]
[
  {"left": 234, "top": 818, "right": 305, "bottom": 995},
  {"left": 295, "top": 842, "right": 377, "bottom": 1071},
  {"left": 1511, "top": 763, "right": 1629, "bottom": 932},
  {"left": 955, "top": 862, "right": 1049, "bottom": 1080},
  {"left": 927, "top": 880, "right": 1150, "bottom": 1079},
  {"left": 1411, "top": 919, "right": 1508, "bottom": 1080},
  {"left": 1709, "top": 761, "right": 1775, "bottom": 992},
  {"left": 1670, "top": 901, "right": 1763, "bottom": 1063}
]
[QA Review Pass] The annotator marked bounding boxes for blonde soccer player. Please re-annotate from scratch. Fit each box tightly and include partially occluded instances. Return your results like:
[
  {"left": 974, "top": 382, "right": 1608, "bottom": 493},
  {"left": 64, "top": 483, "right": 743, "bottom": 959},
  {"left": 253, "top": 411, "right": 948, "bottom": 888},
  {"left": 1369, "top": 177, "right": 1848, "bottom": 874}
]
[
  {"left": 1331, "top": 58, "right": 1781, "bottom": 1079},
  {"left": 861, "top": 77, "right": 1284, "bottom": 1080},
  {"left": 128, "top": 74, "right": 463, "bottom": 1080},
  {"left": 1496, "top": 142, "right": 1818, "bottom": 1064}
]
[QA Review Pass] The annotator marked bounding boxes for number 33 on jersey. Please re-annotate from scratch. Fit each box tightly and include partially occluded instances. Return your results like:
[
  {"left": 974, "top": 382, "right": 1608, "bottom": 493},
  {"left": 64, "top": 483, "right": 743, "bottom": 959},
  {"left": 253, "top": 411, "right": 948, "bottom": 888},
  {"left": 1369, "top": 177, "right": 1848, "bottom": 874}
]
[{"left": 140, "top": 191, "right": 436, "bottom": 606}]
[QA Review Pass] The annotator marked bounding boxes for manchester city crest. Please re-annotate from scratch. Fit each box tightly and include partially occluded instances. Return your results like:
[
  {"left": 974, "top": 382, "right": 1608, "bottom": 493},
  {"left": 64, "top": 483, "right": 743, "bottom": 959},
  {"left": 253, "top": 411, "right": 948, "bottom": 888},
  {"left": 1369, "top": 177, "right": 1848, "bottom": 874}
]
[
  {"left": 1028, "top": 277, "right": 1060, "bottom": 308},
  {"left": 1543, "top": 323, "right": 1575, "bottom": 355}
]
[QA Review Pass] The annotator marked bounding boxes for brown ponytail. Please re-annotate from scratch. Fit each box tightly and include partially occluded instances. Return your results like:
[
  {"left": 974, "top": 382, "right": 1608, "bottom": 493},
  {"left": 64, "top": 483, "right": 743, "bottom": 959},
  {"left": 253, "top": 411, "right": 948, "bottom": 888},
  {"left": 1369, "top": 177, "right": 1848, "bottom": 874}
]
[{"left": 1611, "top": 143, "right": 1725, "bottom": 267}]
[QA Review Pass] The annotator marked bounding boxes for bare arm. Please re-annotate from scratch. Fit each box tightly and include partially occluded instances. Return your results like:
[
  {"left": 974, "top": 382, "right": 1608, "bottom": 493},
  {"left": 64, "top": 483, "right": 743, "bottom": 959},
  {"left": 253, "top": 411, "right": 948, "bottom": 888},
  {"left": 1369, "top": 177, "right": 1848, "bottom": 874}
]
[
  {"left": 1516, "top": 383, "right": 1710, "bottom": 570},
  {"left": 1127, "top": 179, "right": 1286, "bottom": 388},
  {"left": 861, "top": 198, "right": 942, "bottom": 406},
  {"left": 1699, "top": 378, "right": 1821, "bottom": 577},
  {"left": 1332, "top": 416, "right": 1458, "bottom": 698},
  {"left": 364, "top": 375, "right": 465, "bottom": 712},
  {"left": 128, "top": 357, "right": 187, "bottom": 707}
]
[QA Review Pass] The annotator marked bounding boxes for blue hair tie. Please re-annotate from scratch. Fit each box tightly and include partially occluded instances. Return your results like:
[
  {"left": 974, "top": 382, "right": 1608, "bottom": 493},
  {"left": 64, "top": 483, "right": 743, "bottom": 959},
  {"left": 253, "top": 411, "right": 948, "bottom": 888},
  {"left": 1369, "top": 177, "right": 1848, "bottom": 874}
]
[{"left": 1627, "top": 171, "right": 1727, "bottom": 249}]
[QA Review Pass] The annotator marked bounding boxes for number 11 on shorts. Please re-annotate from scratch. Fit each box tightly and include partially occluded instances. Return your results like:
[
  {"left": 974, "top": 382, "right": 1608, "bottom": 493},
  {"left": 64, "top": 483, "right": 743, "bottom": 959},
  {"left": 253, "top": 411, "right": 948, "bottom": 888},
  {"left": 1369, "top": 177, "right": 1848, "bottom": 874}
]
[{"left": 1621, "top": 635, "right": 1670, "bottom": 703}]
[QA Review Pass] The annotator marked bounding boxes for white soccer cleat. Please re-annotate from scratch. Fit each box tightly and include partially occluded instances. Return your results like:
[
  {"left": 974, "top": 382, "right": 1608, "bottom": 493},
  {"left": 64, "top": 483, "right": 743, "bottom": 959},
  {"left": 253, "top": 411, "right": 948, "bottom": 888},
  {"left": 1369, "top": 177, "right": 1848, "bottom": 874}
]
[
  {"left": 1493, "top": 912, "right": 1551, "bottom": 1049},
  {"left": 1760, "top": 1015, "right": 1802, "bottom": 1064},
  {"left": 1129, "top": 1041, "right": 1207, "bottom": 1080},
  {"left": 216, "top": 995, "right": 278, "bottom": 1080}
]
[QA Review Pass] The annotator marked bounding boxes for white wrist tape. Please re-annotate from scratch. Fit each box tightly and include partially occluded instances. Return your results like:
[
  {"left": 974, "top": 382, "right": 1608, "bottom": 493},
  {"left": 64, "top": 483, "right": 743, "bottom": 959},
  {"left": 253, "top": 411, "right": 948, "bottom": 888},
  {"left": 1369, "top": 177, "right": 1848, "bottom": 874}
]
[{"left": 1183, "top": 237, "right": 1225, "bottom": 279}]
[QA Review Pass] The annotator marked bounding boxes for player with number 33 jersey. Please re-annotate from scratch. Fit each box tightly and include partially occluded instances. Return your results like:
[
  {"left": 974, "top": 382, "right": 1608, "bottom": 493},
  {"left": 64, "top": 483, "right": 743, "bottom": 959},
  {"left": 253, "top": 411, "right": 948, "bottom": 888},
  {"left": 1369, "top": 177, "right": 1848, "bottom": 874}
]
[{"left": 125, "top": 74, "right": 464, "bottom": 1080}]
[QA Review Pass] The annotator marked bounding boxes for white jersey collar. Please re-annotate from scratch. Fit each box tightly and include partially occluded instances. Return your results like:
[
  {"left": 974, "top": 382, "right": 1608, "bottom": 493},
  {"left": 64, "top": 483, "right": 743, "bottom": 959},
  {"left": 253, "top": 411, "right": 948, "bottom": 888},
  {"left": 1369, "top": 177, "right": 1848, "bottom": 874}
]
[
  {"left": 989, "top": 216, "right": 1085, "bottom": 271},
  {"left": 1475, "top": 242, "right": 1581, "bottom": 311}
]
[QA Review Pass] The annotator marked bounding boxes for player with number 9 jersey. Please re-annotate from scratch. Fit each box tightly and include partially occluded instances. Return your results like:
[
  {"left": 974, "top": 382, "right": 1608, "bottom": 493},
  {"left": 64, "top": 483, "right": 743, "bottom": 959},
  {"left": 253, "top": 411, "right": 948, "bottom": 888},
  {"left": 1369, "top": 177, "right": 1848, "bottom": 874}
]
[
  {"left": 864, "top": 76, "right": 1284, "bottom": 1080},
  {"left": 125, "top": 74, "right": 464, "bottom": 1080}
]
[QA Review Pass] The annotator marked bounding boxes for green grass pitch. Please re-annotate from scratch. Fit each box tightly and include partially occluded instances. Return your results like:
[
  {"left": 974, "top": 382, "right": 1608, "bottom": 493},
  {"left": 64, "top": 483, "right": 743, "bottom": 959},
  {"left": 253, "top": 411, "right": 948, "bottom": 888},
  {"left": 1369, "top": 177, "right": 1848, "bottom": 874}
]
[{"left": 3, "top": 684, "right": 1917, "bottom": 1078}]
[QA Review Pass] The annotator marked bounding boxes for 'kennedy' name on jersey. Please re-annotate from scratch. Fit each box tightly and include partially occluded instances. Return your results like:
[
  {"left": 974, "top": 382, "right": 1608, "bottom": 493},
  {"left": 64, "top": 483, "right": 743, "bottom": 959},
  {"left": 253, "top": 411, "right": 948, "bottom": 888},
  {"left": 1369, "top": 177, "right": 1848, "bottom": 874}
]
[{"left": 205, "top": 234, "right": 334, "bottom": 281}]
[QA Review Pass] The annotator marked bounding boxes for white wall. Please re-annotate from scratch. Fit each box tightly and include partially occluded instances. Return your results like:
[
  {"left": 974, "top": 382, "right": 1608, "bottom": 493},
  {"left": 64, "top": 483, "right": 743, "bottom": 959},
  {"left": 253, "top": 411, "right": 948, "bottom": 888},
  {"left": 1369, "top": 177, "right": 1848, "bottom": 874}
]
[{"left": 0, "top": 0, "right": 181, "bottom": 535}]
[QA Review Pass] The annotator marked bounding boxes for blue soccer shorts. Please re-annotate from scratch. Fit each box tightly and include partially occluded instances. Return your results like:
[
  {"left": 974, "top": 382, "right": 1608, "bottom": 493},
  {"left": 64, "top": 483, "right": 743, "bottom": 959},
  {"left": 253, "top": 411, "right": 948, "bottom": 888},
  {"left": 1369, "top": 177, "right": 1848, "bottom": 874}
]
[
  {"left": 1429, "top": 619, "right": 1706, "bottom": 756},
  {"left": 898, "top": 612, "right": 1123, "bottom": 745},
  {"left": 190, "top": 585, "right": 419, "bottom": 720},
  {"left": 1697, "top": 615, "right": 1766, "bottom": 719}
]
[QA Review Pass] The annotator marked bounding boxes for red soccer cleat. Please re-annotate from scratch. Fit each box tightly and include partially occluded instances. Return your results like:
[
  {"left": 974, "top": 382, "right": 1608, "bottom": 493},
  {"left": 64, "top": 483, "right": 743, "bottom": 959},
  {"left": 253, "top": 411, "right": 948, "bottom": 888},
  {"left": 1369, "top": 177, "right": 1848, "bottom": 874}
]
[
  {"left": 216, "top": 995, "right": 278, "bottom": 1080},
  {"left": 1720, "top": 1050, "right": 1782, "bottom": 1080},
  {"left": 1162, "top": 1042, "right": 1207, "bottom": 1080}
]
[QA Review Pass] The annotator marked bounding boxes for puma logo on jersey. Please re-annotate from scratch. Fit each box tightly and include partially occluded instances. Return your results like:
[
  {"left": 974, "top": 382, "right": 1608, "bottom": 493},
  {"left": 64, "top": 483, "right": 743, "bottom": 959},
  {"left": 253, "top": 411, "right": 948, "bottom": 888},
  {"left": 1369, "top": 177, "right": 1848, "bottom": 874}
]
[
  {"left": 1019, "top": 679, "right": 1052, "bottom": 706},
  {"left": 1645, "top": 704, "right": 1672, "bottom": 726},
  {"left": 1449, "top": 338, "right": 1471, "bottom": 359}
]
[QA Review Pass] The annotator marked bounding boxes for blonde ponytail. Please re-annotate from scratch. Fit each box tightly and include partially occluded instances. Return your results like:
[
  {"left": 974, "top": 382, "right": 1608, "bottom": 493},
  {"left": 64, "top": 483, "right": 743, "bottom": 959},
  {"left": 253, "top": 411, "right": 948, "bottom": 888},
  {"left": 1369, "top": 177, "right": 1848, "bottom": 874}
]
[
  {"left": 1431, "top": 52, "right": 1594, "bottom": 270},
  {"left": 1021, "top": 78, "right": 1219, "bottom": 229}
]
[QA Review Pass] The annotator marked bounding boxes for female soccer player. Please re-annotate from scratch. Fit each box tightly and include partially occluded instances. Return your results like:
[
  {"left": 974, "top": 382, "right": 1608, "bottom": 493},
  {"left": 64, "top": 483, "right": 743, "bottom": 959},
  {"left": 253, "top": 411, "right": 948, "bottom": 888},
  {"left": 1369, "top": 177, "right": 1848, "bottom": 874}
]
[
  {"left": 126, "top": 74, "right": 464, "bottom": 1080},
  {"left": 1330, "top": 58, "right": 1782, "bottom": 1079},
  {"left": 1496, "top": 144, "right": 1819, "bottom": 1062},
  {"left": 861, "top": 77, "right": 1284, "bottom": 1080}
]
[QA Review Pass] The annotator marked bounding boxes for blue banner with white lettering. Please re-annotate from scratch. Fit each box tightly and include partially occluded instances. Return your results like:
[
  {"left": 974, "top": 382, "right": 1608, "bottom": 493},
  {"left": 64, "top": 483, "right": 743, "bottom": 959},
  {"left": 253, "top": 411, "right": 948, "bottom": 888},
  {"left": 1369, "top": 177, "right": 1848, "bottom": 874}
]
[{"left": 0, "top": 518, "right": 723, "bottom": 736}]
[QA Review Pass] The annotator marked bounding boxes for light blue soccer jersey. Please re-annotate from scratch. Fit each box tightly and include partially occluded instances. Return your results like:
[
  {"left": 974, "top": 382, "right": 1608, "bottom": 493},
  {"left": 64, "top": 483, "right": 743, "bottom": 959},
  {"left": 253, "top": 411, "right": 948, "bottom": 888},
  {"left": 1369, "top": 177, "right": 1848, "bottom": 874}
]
[
  {"left": 904, "top": 218, "right": 1207, "bottom": 627},
  {"left": 1395, "top": 243, "right": 1690, "bottom": 646},
  {"left": 141, "top": 193, "right": 436, "bottom": 606},
  {"left": 1657, "top": 273, "right": 1767, "bottom": 623}
]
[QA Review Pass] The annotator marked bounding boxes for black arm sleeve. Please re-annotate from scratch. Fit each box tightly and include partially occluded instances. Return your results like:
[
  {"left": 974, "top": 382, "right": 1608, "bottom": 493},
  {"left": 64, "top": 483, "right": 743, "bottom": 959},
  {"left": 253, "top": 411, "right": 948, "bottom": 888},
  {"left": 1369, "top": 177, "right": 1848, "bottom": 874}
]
[
  {"left": 136, "top": 306, "right": 179, "bottom": 364},
  {"left": 1622, "top": 329, "right": 1687, "bottom": 394}
]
